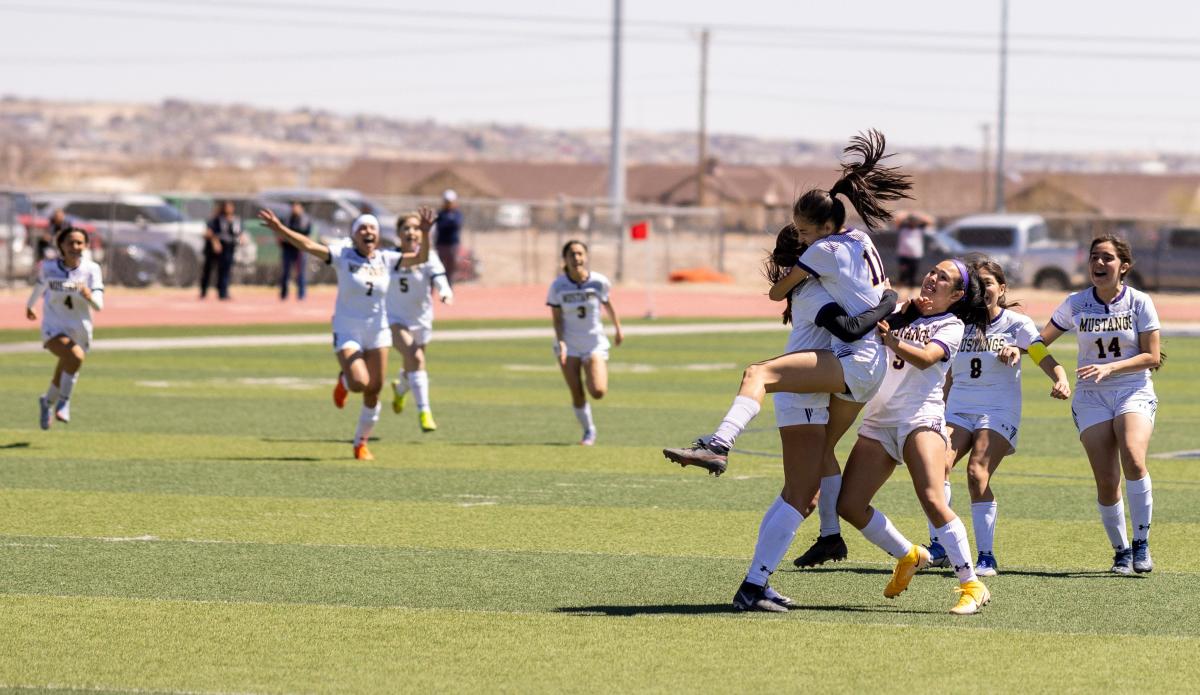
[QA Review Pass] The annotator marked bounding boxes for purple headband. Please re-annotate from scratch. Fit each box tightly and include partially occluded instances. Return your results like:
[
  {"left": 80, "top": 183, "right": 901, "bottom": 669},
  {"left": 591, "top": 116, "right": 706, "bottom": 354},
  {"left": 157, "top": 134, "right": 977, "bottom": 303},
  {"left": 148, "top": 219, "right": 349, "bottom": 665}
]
[{"left": 950, "top": 259, "right": 970, "bottom": 291}]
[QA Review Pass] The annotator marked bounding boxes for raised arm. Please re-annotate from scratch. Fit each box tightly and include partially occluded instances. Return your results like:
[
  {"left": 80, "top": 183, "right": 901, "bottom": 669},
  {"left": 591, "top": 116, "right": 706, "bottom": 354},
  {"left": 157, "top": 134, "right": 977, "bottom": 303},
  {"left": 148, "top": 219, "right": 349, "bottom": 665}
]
[
  {"left": 258, "top": 209, "right": 329, "bottom": 262},
  {"left": 814, "top": 289, "right": 897, "bottom": 342},
  {"left": 398, "top": 207, "right": 437, "bottom": 268}
]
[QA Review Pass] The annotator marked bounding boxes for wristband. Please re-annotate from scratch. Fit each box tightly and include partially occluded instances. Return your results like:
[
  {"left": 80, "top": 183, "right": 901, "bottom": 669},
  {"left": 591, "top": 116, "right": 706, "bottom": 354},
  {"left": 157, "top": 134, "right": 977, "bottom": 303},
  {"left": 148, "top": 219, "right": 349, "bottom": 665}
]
[{"left": 1027, "top": 341, "right": 1050, "bottom": 365}]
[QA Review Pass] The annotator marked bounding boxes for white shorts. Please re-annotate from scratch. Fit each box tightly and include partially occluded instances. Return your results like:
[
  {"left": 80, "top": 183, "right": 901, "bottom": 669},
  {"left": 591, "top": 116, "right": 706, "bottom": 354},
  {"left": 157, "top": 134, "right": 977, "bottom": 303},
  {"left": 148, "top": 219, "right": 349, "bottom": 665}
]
[
  {"left": 42, "top": 320, "right": 92, "bottom": 352},
  {"left": 1071, "top": 385, "right": 1158, "bottom": 434},
  {"left": 774, "top": 392, "right": 830, "bottom": 427},
  {"left": 946, "top": 409, "right": 1020, "bottom": 455},
  {"left": 390, "top": 322, "right": 432, "bottom": 347},
  {"left": 833, "top": 340, "right": 887, "bottom": 403},
  {"left": 555, "top": 337, "right": 610, "bottom": 362},
  {"left": 332, "top": 319, "right": 391, "bottom": 354},
  {"left": 858, "top": 414, "right": 950, "bottom": 464}
]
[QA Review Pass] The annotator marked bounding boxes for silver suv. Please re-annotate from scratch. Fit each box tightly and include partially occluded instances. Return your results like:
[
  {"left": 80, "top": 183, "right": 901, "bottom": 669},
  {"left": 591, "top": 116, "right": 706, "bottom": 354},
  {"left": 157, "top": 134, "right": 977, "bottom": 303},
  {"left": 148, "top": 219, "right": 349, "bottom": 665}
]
[{"left": 943, "top": 214, "right": 1083, "bottom": 289}]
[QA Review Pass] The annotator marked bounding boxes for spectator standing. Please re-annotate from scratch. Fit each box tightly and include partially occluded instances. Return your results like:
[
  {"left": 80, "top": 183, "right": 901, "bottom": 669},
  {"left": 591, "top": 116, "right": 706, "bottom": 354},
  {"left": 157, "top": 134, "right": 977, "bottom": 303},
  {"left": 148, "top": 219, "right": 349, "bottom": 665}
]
[
  {"left": 434, "top": 189, "right": 463, "bottom": 285},
  {"left": 896, "top": 211, "right": 932, "bottom": 290},
  {"left": 201, "top": 200, "right": 241, "bottom": 300},
  {"left": 38, "top": 209, "right": 70, "bottom": 265},
  {"left": 280, "top": 201, "right": 312, "bottom": 300}
]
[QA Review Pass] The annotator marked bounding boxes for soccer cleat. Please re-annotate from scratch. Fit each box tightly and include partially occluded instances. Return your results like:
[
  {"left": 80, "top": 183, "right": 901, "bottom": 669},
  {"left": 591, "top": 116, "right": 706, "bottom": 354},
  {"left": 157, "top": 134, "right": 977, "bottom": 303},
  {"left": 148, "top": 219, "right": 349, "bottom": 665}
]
[
  {"left": 925, "top": 540, "right": 950, "bottom": 569},
  {"left": 353, "top": 442, "right": 374, "bottom": 461},
  {"left": 732, "top": 580, "right": 787, "bottom": 613},
  {"left": 580, "top": 429, "right": 596, "bottom": 446},
  {"left": 793, "top": 533, "right": 849, "bottom": 568},
  {"left": 763, "top": 584, "right": 794, "bottom": 609},
  {"left": 662, "top": 438, "right": 728, "bottom": 477},
  {"left": 950, "top": 579, "right": 991, "bottom": 615},
  {"left": 38, "top": 396, "right": 52, "bottom": 430},
  {"left": 975, "top": 551, "right": 998, "bottom": 577},
  {"left": 1132, "top": 539, "right": 1154, "bottom": 574},
  {"left": 1111, "top": 547, "right": 1134, "bottom": 575},
  {"left": 884, "top": 544, "right": 931, "bottom": 599},
  {"left": 390, "top": 379, "right": 407, "bottom": 414},
  {"left": 332, "top": 373, "right": 348, "bottom": 409},
  {"left": 419, "top": 410, "right": 437, "bottom": 432},
  {"left": 54, "top": 399, "right": 71, "bottom": 424}
]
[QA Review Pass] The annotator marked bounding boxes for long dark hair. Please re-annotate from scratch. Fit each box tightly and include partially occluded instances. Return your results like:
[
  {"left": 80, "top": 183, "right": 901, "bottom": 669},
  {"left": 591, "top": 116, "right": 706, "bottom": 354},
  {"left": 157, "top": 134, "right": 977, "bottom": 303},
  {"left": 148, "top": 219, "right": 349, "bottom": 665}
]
[
  {"left": 793, "top": 129, "right": 913, "bottom": 232},
  {"left": 763, "top": 224, "right": 808, "bottom": 325},
  {"left": 951, "top": 263, "right": 990, "bottom": 334},
  {"left": 561, "top": 239, "right": 587, "bottom": 275},
  {"left": 969, "top": 257, "right": 1020, "bottom": 310}
]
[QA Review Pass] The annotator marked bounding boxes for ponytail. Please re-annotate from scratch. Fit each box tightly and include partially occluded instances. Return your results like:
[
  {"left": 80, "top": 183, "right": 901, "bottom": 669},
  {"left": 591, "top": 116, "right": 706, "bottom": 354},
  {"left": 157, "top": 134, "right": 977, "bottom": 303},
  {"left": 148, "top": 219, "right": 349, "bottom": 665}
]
[
  {"left": 794, "top": 129, "right": 913, "bottom": 232},
  {"left": 951, "top": 269, "right": 990, "bottom": 334}
]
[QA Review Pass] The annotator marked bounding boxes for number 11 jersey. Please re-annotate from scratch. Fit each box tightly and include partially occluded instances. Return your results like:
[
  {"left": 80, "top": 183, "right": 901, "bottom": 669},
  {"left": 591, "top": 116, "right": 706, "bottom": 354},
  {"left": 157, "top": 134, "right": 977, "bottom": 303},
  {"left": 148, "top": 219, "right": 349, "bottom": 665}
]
[
  {"left": 946, "top": 309, "right": 1040, "bottom": 415},
  {"left": 1050, "top": 286, "right": 1160, "bottom": 392}
]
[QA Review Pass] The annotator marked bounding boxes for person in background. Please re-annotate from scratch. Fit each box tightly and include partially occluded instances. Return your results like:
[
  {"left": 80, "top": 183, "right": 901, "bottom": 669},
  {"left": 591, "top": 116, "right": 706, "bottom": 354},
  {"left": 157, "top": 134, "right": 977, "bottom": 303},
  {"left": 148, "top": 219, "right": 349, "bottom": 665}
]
[
  {"left": 435, "top": 189, "right": 463, "bottom": 285},
  {"left": 201, "top": 200, "right": 242, "bottom": 301},
  {"left": 895, "top": 212, "right": 932, "bottom": 292},
  {"left": 280, "top": 200, "right": 311, "bottom": 301},
  {"left": 37, "top": 209, "right": 70, "bottom": 266}
]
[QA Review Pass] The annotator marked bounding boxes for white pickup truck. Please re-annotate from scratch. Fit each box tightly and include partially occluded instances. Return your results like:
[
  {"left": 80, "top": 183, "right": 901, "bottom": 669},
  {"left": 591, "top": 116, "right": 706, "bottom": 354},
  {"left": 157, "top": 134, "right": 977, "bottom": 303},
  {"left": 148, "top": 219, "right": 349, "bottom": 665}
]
[{"left": 943, "top": 214, "right": 1084, "bottom": 290}]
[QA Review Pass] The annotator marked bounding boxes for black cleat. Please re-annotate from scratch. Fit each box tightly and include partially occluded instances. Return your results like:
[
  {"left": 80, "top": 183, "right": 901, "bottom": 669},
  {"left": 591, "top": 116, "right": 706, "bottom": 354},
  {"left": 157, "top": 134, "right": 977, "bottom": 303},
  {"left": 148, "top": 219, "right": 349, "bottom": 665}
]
[
  {"left": 732, "top": 580, "right": 787, "bottom": 613},
  {"left": 662, "top": 438, "right": 728, "bottom": 477},
  {"left": 793, "top": 533, "right": 849, "bottom": 568}
]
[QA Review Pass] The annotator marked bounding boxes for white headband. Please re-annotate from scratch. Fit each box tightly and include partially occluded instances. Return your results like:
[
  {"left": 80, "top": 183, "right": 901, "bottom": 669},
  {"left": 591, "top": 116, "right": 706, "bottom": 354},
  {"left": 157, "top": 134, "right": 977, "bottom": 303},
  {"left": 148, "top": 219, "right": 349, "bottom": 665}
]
[{"left": 351, "top": 214, "right": 380, "bottom": 235}]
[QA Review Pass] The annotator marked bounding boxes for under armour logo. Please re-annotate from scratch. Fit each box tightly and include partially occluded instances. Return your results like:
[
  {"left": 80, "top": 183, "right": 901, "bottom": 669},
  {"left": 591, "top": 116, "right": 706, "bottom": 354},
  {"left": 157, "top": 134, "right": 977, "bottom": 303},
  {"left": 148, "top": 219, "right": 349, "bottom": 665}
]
[
  {"left": 954, "top": 563, "right": 970, "bottom": 573},
  {"left": 759, "top": 564, "right": 773, "bottom": 576},
  {"left": 1138, "top": 524, "right": 1151, "bottom": 531}
]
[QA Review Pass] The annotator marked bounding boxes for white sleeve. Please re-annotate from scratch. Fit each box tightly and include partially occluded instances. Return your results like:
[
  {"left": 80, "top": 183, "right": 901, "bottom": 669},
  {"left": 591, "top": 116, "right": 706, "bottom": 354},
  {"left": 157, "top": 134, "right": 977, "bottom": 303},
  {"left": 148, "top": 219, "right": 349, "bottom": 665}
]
[
  {"left": 1014, "top": 314, "right": 1039, "bottom": 350},
  {"left": 86, "top": 264, "right": 105, "bottom": 310},
  {"left": 26, "top": 266, "right": 46, "bottom": 310},
  {"left": 546, "top": 280, "right": 560, "bottom": 307},
  {"left": 797, "top": 240, "right": 841, "bottom": 278},
  {"left": 1049, "top": 297, "right": 1074, "bottom": 332},
  {"left": 1136, "top": 293, "right": 1160, "bottom": 333},
  {"left": 597, "top": 275, "right": 611, "bottom": 303},
  {"left": 930, "top": 319, "right": 965, "bottom": 362}
]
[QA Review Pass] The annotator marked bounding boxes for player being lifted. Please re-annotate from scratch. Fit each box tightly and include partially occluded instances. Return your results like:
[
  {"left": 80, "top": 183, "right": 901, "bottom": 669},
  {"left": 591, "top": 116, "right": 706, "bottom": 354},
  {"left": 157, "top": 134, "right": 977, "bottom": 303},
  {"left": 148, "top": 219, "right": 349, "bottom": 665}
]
[
  {"left": 1038, "top": 235, "right": 1162, "bottom": 575},
  {"left": 663, "top": 130, "right": 909, "bottom": 478},
  {"left": 25, "top": 226, "right": 104, "bottom": 429},
  {"left": 934, "top": 258, "right": 1071, "bottom": 575},
  {"left": 547, "top": 240, "right": 623, "bottom": 446},
  {"left": 836, "top": 259, "right": 992, "bottom": 614},
  {"left": 387, "top": 211, "right": 454, "bottom": 433},
  {"left": 259, "top": 207, "right": 433, "bottom": 460}
]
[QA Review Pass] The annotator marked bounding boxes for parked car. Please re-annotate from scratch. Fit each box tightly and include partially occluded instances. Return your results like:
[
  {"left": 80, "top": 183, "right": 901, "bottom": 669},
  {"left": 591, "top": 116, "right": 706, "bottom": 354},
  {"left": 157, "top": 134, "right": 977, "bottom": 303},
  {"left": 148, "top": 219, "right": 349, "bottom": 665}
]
[
  {"left": 0, "top": 189, "right": 37, "bottom": 282},
  {"left": 258, "top": 188, "right": 396, "bottom": 235},
  {"left": 941, "top": 214, "right": 1083, "bottom": 289},
  {"left": 870, "top": 227, "right": 966, "bottom": 283},
  {"left": 1126, "top": 227, "right": 1200, "bottom": 290}
]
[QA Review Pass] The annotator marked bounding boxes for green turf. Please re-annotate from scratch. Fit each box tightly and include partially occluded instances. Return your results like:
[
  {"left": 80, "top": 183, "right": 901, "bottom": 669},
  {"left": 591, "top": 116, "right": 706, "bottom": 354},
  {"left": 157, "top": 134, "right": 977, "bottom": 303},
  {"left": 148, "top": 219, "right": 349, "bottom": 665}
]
[{"left": 1, "top": 323, "right": 1198, "bottom": 693}]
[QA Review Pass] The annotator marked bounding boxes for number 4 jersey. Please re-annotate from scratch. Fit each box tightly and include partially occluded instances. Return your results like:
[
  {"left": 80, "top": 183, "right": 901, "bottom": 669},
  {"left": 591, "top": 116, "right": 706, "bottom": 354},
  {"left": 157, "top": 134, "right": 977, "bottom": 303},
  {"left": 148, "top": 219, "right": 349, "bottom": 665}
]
[
  {"left": 946, "top": 309, "right": 1040, "bottom": 415},
  {"left": 546, "top": 272, "right": 611, "bottom": 353},
  {"left": 1050, "top": 286, "right": 1160, "bottom": 392}
]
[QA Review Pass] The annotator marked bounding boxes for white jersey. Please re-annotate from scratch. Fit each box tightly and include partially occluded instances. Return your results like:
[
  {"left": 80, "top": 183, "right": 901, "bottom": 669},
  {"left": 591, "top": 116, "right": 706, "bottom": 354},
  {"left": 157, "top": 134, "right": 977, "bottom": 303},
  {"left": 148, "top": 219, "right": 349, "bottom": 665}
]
[
  {"left": 780, "top": 278, "right": 837, "bottom": 410},
  {"left": 386, "top": 252, "right": 447, "bottom": 328},
  {"left": 947, "top": 309, "right": 1040, "bottom": 415},
  {"left": 326, "top": 239, "right": 397, "bottom": 328},
  {"left": 1050, "top": 286, "right": 1160, "bottom": 392},
  {"left": 863, "top": 311, "right": 965, "bottom": 427},
  {"left": 797, "top": 228, "right": 888, "bottom": 358},
  {"left": 34, "top": 258, "right": 104, "bottom": 332},
  {"left": 546, "top": 271, "right": 611, "bottom": 350}
]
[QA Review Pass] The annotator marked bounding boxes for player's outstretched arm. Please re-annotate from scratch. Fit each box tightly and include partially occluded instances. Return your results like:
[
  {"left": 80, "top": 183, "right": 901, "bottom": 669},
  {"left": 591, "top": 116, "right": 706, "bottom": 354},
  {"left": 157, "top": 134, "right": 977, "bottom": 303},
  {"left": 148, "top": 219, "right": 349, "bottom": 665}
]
[
  {"left": 603, "top": 300, "right": 623, "bottom": 346},
  {"left": 258, "top": 209, "right": 330, "bottom": 263},
  {"left": 815, "top": 289, "right": 897, "bottom": 342}
]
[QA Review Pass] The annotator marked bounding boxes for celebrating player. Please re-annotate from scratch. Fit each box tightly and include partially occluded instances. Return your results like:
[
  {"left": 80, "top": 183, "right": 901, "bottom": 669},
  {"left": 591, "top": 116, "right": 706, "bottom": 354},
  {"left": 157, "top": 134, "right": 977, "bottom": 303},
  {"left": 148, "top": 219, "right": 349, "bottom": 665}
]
[
  {"left": 933, "top": 258, "right": 1071, "bottom": 575},
  {"left": 258, "top": 207, "right": 433, "bottom": 460},
  {"left": 663, "top": 129, "right": 910, "bottom": 477},
  {"left": 1037, "top": 235, "right": 1162, "bottom": 575},
  {"left": 547, "top": 240, "right": 623, "bottom": 446},
  {"left": 388, "top": 211, "right": 454, "bottom": 433},
  {"left": 25, "top": 226, "right": 103, "bottom": 429},
  {"left": 835, "top": 259, "right": 992, "bottom": 615}
]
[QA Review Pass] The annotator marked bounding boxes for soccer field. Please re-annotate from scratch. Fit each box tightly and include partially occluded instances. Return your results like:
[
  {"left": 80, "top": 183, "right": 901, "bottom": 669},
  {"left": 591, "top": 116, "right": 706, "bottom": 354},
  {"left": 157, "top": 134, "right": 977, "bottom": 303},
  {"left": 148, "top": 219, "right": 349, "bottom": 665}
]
[{"left": 2, "top": 322, "right": 1199, "bottom": 693}]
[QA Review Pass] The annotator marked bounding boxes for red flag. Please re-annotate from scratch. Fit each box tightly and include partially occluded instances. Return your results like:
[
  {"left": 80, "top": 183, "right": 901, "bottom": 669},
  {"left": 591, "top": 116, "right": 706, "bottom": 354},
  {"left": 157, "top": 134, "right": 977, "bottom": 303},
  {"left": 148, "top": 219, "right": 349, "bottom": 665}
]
[{"left": 630, "top": 220, "right": 649, "bottom": 241}]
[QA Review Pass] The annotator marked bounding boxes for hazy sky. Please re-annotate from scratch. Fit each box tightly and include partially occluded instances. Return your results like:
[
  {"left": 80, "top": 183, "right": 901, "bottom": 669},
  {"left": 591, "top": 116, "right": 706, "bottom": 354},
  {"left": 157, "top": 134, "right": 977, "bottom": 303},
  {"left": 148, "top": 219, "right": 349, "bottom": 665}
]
[{"left": 4, "top": 0, "right": 1200, "bottom": 156}]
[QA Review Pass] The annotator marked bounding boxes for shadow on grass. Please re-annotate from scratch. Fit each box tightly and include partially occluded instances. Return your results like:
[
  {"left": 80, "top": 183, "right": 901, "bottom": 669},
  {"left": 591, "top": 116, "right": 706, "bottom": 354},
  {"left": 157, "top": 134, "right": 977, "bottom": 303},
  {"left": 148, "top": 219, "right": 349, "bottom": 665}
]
[
  {"left": 458, "top": 442, "right": 576, "bottom": 448},
  {"left": 556, "top": 602, "right": 942, "bottom": 617},
  {"left": 780, "top": 566, "right": 892, "bottom": 576},
  {"left": 214, "top": 456, "right": 324, "bottom": 462},
  {"left": 0, "top": 442, "right": 31, "bottom": 450}
]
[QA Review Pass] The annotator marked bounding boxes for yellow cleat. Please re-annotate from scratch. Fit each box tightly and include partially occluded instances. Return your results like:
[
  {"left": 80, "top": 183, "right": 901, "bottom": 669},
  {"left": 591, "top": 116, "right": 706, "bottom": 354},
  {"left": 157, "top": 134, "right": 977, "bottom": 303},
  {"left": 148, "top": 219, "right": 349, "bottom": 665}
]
[
  {"left": 884, "top": 544, "right": 930, "bottom": 598},
  {"left": 353, "top": 442, "right": 374, "bottom": 461},
  {"left": 419, "top": 410, "right": 437, "bottom": 432},
  {"left": 391, "top": 380, "right": 407, "bottom": 414},
  {"left": 950, "top": 579, "right": 990, "bottom": 615}
]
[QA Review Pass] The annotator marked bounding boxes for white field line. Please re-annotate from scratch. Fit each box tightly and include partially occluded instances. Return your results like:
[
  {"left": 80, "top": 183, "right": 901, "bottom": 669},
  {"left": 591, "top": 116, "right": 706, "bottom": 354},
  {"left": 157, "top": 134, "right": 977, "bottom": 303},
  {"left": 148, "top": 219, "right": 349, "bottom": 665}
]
[{"left": 0, "top": 684, "right": 262, "bottom": 695}]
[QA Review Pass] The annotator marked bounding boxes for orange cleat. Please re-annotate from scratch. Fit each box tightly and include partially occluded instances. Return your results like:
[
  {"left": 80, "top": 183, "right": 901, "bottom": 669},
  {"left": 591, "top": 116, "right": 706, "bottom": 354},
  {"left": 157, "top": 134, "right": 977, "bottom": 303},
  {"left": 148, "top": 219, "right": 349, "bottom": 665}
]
[
  {"left": 333, "top": 372, "right": 348, "bottom": 409},
  {"left": 353, "top": 442, "right": 374, "bottom": 461}
]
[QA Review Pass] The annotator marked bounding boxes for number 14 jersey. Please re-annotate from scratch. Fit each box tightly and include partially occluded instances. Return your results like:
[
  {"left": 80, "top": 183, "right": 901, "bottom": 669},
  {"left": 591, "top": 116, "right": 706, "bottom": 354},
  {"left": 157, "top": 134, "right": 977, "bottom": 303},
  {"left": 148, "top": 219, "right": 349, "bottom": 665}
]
[
  {"left": 946, "top": 309, "right": 1040, "bottom": 415},
  {"left": 1050, "top": 286, "right": 1160, "bottom": 392}
]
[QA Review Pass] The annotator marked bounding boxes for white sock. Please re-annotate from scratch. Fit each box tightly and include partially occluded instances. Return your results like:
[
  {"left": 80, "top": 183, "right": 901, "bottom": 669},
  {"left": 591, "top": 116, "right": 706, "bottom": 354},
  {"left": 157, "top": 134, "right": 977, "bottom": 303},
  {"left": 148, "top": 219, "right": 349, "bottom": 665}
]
[
  {"left": 971, "top": 501, "right": 998, "bottom": 554},
  {"left": 818, "top": 474, "right": 842, "bottom": 536},
  {"left": 936, "top": 517, "right": 977, "bottom": 583},
  {"left": 408, "top": 370, "right": 431, "bottom": 412},
  {"left": 354, "top": 403, "right": 381, "bottom": 446},
  {"left": 58, "top": 371, "right": 78, "bottom": 402},
  {"left": 394, "top": 370, "right": 409, "bottom": 395},
  {"left": 44, "top": 380, "right": 61, "bottom": 403},
  {"left": 928, "top": 479, "right": 952, "bottom": 544},
  {"left": 1126, "top": 476, "right": 1153, "bottom": 542},
  {"left": 711, "top": 395, "right": 760, "bottom": 450},
  {"left": 1098, "top": 499, "right": 1130, "bottom": 550},
  {"left": 746, "top": 496, "right": 805, "bottom": 586},
  {"left": 860, "top": 508, "right": 912, "bottom": 559},
  {"left": 574, "top": 403, "right": 595, "bottom": 433}
]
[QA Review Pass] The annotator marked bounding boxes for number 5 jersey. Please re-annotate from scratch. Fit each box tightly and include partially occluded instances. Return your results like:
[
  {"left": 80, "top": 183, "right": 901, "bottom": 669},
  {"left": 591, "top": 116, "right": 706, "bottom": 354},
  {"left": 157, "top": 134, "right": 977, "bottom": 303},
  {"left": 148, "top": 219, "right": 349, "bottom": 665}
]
[{"left": 1050, "top": 286, "right": 1160, "bottom": 393}]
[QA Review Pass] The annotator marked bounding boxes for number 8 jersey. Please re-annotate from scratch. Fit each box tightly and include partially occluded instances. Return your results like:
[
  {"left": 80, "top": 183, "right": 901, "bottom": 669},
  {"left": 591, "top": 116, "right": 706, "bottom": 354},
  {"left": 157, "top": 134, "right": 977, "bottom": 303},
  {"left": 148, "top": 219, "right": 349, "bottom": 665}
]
[
  {"left": 1050, "top": 286, "right": 1160, "bottom": 392},
  {"left": 546, "top": 271, "right": 611, "bottom": 353},
  {"left": 946, "top": 309, "right": 1040, "bottom": 414}
]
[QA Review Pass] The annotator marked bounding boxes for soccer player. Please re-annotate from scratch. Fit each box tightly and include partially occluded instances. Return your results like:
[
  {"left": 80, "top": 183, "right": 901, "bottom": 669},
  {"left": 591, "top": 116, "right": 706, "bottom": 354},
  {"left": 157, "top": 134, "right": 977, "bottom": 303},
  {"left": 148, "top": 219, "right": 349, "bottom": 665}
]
[
  {"left": 734, "top": 225, "right": 898, "bottom": 612},
  {"left": 1037, "top": 235, "right": 1162, "bottom": 575},
  {"left": 25, "top": 226, "right": 103, "bottom": 429},
  {"left": 547, "top": 240, "right": 623, "bottom": 446},
  {"left": 934, "top": 258, "right": 1071, "bottom": 575},
  {"left": 388, "top": 211, "right": 454, "bottom": 433},
  {"left": 663, "top": 129, "right": 910, "bottom": 477},
  {"left": 259, "top": 207, "right": 433, "bottom": 460},
  {"left": 835, "top": 259, "right": 993, "bottom": 615}
]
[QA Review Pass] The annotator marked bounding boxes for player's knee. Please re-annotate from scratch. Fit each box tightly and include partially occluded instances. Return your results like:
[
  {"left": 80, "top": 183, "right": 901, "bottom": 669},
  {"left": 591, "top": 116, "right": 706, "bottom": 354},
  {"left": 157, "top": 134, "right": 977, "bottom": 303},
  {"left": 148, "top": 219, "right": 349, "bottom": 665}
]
[{"left": 588, "top": 385, "right": 606, "bottom": 400}]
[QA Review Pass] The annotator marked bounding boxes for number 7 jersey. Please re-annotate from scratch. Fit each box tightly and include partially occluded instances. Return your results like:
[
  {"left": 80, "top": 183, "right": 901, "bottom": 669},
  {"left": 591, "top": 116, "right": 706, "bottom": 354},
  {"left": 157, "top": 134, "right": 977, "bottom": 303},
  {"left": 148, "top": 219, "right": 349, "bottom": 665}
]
[{"left": 1050, "top": 286, "right": 1160, "bottom": 392}]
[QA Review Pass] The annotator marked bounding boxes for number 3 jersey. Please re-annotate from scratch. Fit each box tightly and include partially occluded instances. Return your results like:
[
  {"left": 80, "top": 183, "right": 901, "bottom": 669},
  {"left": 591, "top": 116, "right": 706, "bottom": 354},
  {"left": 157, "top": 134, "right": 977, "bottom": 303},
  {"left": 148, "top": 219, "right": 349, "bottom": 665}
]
[
  {"left": 546, "top": 272, "right": 611, "bottom": 352},
  {"left": 946, "top": 309, "right": 1040, "bottom": 415},
  {"left": 862, "top": 311, "right": 964, "bottom": 426},
  {"left": 1050, "top": 286, "right": 1160, "bottom": 392},
  {"left": 327, "top": 239, "right": 399, "bottom": 330}
]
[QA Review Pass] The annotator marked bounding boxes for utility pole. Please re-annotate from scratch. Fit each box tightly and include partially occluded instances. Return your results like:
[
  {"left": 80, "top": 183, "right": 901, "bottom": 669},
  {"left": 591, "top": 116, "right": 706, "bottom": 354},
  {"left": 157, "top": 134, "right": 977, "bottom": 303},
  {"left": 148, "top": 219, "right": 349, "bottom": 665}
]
[
  {"left": 608, "top": 0, "right": 626, "bottom": 279},
  {"left": 696, "top": 28, "right": 710, "bottom": 207},
  {"left": 980, "top": 123, "right": 991, "bottom": 211},
  {"left": 994, "top": 0, "right": 1009, "bottom": 212}
]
